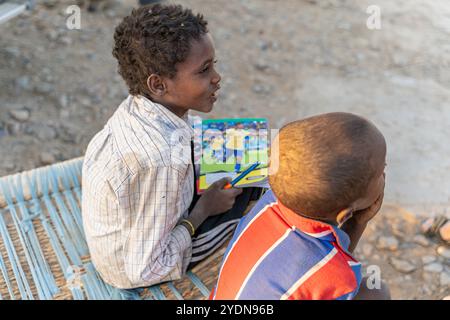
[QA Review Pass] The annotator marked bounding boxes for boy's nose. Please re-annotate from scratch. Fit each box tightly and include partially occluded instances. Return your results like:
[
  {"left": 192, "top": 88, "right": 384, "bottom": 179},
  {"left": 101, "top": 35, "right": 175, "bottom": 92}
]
[{"left": 212, "top": 70, "right": 221, "bottom": 85}]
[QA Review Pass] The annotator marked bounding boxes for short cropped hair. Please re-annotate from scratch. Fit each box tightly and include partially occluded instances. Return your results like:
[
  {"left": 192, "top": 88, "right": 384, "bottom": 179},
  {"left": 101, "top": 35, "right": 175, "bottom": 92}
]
[
  {"left": 112, "top": 4, "right": 208, "bottom": 96},
  {"left": 269, "top": 112, "right": 386, "bottom": 218}
]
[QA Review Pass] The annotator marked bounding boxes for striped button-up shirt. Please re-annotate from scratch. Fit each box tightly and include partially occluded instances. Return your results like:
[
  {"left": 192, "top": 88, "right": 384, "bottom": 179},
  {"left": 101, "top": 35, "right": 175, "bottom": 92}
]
[
  {"left": 211, "top": 190, "right": 362, "bottom": 300},
  {"left": 82, "top": 95, "right": 198, "bottom": 289}
]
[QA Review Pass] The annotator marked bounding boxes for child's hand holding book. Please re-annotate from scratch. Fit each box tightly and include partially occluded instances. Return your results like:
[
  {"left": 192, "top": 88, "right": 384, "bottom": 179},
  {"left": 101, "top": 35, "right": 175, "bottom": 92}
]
[
  {"left": 186, "top": 177, "right": 243, "bottom": 232},
  {"left": 199, "top": 177, "right": 243, "bottom": 215}
]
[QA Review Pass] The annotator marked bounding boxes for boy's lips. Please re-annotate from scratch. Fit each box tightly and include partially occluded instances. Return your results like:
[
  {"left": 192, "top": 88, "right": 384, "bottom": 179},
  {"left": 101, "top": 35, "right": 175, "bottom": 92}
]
[{"left": 210, "top": 86, "right": 220, "bottom": 100}]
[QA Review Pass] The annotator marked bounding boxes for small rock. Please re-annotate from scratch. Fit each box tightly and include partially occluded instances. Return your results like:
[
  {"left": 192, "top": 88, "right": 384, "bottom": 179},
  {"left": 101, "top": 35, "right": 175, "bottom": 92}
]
[
  {"left": 58, "top": 94, "right": 69, "bottom": 108},
  {"left": 440, "top": 272, "right": 450, "bottom": 287},
  {"left": 34, "top": 82, "right": 54, "bottom": 94},
  {"left": 91, "top": 94, "right": 101, "bottom": 104},
  {"left": 413, "top": 234, "right": 430, "bottom": 247},
  {"left": 252, "top": 84, "right": 272, "bottom": 95},
  {"left": 6, "top": 122, "right": 22, "bottom": 135},
  {"left": 86, "top": 52, "right": 96, "bottom": 61},
  {"left": 252, "top": 84, "right": 263, "bottom": 94},
  {"left": 9, "top": 109, "right": 30, "bottom": 122},
  {"left": 78, "top": 96, "right": 92, "bottom": 107},
  {"left": 60, "top": 109, "right": 70, "bottom": 119},
  {"left": 80, "top": 33, "right": 90, "bottom": 42},
  {"left": 4, "top": 47, "right": 20, "bottom": 59},
  {"left": 47, "top": 29, "right": 59, "bottom": 41},
  {"left": 421, "top": 255, "right": 437, "bottom": 265},
  {"left": 392, "top": 53, "right": 410, "bottom": 67},
  {"left": 389, "top": 257, "right": 416, "bottom": 273},
  {"left": 42, "top": 73, "right": 54, "bottom": 83},
  {"left": 105, "top": 9, "right": 117, "bottom": 18},
  {"left": 437, "top": 246, "right": 450, "bottom": 259},
  {"left": 59, "top": 125, "right": 77, "bottom": 143},
  {"left": 39, "top": 152, "right": 56, "bottom": 165},
  {"left": 424, "top": 262, "right": 444, "bottom": 273},
  {"left": 421, "top": 217, "right": 435, "bottom": 233},
  {"left": 36, "top": 125, "right": 58, "bottom": 141},
  {"left": 272, "top": 41, "right": 280, "bottom": 51},
  {"left": 258, "top": 40, "right": 270, "bottom": 51},
  {"left": 443, "top": 295, "right": 450, "bottom": 300},
  {"left": 421, "top": 285, "right": 433, "bottom": 296},
  {"left": 15, "top": 76, "right": 32, "bottom": 91},
  {"left": 42, "top": 0, "right": 57, "bottom": 8},
  {"left": 356, "top": 52, "right": 366, "bottom": 62},
  {"left": 337, "top": 22, "right": 351, "bottom": 30},
  {"left": 376, "top": 236, "right": 399, "bottom": 251},
  {"left": 421, "top": 216, "right": 447, "bottom": 235},
  {"left": 362, "top": 243, "right": 373, "bottom": 256},
  {"left": 59, "top": 36, "right": 72, "bottom": 46},
  {"left": 439, "top": 221, "right": 450, "bottom": 242},
  {"left": 33, "top": 47, "right": 44, "bottom": 57},
  {"left": 423, "top": 272, "right": 434, "bottom": 283},
  {"left": 254, "top": 60, "right": 270, "bottom": 72}
]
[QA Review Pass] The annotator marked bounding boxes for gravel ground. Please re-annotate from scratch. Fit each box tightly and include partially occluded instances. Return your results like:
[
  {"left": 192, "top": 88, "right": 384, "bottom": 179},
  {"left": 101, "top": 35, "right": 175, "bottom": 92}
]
[{"left": 0, "top": 0, "right": 449, "bottom": 299}]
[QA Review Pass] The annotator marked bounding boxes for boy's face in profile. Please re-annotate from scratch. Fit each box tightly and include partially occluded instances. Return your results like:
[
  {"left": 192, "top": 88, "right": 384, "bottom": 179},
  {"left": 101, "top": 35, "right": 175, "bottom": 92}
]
[{"left": 162, "top": 33, "right": 221, "bottom": 114}]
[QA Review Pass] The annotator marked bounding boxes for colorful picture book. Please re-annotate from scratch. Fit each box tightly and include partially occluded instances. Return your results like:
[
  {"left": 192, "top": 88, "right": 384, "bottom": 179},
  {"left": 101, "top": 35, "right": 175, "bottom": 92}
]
[{"left": 194, "top": 118, "right": 269, "bottom": 194}]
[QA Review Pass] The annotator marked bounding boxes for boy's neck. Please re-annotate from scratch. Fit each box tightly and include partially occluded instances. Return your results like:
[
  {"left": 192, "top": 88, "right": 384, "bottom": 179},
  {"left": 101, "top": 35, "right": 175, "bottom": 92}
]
[
  {"left": 303, "top": 214, "right": 338, "bottom": 227},
  {"left": 143, "top": 94, "right": 188, "bottom": 118},
  {"left": 162, "top": 102, "right": 188, "bottom": 118}
]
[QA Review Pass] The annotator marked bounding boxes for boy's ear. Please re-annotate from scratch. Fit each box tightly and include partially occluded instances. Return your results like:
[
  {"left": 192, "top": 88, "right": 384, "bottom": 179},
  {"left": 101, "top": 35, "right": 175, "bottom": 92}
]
[
  {"left": 336, "top": 207, "right": 353, "bottom": 227},
  {"left": 146, "top": 74, "right": 166, "bottom": 97}
]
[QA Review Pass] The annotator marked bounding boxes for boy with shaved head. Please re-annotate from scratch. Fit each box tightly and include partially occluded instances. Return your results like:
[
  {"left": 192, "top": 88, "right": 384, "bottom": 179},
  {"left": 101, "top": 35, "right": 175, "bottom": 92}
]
[{"left": 212, "top": 112, "right": 390, "bottom": 300}]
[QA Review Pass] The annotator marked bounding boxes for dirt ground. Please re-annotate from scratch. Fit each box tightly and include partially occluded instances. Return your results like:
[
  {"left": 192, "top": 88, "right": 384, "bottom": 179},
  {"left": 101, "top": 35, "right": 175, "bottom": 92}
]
[{"left": 0, "top": 0, "right": 449, "bottom": 299}]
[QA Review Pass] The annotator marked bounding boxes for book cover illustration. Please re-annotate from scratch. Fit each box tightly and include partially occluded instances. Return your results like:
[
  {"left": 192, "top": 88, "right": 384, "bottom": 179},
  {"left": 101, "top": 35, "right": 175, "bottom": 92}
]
[{"left": 195, "top": 118, "right": 269, "bottom": 193}]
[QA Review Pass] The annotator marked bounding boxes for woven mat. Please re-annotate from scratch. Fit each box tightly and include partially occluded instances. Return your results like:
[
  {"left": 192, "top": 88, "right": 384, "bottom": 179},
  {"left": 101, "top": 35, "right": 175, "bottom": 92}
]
[{"left": 0, "top": 194, "right": 254, "bottom": 300}]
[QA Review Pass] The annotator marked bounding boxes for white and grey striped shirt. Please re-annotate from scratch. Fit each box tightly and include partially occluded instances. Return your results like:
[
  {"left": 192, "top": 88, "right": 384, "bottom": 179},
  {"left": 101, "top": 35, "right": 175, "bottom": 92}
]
[{"left": 82, "top": 95, "right": 197, "bottom": 289}]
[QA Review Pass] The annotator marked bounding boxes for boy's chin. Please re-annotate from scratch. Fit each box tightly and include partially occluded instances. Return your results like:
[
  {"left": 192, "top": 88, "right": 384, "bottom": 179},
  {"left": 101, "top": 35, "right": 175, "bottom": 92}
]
[{"left": 194, "top": 103, "right": 214, "bottom": 113}]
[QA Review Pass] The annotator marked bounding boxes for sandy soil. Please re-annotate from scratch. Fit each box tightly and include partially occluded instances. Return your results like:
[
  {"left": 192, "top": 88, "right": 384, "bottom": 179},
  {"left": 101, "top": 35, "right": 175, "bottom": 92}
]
[{"left": 0, "top": 0, "right": 449, "bottom": 299}]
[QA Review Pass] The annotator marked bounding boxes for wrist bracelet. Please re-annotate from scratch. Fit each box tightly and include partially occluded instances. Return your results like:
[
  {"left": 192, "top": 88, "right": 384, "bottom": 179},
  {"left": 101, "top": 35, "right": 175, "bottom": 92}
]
[{"left": 180, "top": 219, "right": 195, "bottom": 237}]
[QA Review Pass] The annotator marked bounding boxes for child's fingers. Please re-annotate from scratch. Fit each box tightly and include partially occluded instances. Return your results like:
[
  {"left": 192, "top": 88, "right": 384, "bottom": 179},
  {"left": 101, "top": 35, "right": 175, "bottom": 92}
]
[
  {"left": 368, "top": 192, "right": 384, "bottom": 215},
  {"left": 374, "top": 192, "right": 384, "bottom": 209},
  {"left": 211, "top": 177, "right": 232, "bottom": 189},
  {"left": 374, "top": 191, "right": 384, "bottom": 205},
  {"left": 223, "top": 187, "right": 243, "bottom": 197}
]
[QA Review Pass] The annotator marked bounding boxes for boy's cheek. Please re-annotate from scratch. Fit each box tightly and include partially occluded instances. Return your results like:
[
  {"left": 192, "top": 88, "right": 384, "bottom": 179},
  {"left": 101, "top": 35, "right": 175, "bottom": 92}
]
[
  {"left": 363, "top": 175, "right": 385, "bottom": 207},
  {"left": 354, "top": 190, "right": 378, "bottom": 211},
  {"left": 354, "top": 200, "right": 371, "bottom": 212}
]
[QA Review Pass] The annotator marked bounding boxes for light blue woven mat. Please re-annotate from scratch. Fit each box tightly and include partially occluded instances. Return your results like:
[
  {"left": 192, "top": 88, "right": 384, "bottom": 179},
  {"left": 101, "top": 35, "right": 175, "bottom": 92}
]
[{"left": 0, "top": 157, "right": 212, "bottom": 300}]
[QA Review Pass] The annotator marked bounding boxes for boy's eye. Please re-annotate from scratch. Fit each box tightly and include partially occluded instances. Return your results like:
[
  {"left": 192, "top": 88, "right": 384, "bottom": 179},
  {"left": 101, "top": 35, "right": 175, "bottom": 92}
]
[
  {"left": 200, "top": 66, "right": 209, "bottom": 73},
  {"left": 199, "top": 60, "right": 218, "bottom": 74}
]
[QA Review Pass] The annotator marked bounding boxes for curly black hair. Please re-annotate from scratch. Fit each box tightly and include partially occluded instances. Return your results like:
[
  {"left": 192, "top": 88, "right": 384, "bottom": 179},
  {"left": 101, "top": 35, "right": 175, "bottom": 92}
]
[{"left": 112, "top": 4, "right": 208, "bottom": 96}]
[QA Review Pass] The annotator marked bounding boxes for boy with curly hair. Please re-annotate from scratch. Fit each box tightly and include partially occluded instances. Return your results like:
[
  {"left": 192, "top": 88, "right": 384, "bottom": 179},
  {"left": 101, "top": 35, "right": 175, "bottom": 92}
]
[{"left": 82, "top": 4, "right": 260, "bottom": 289}]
